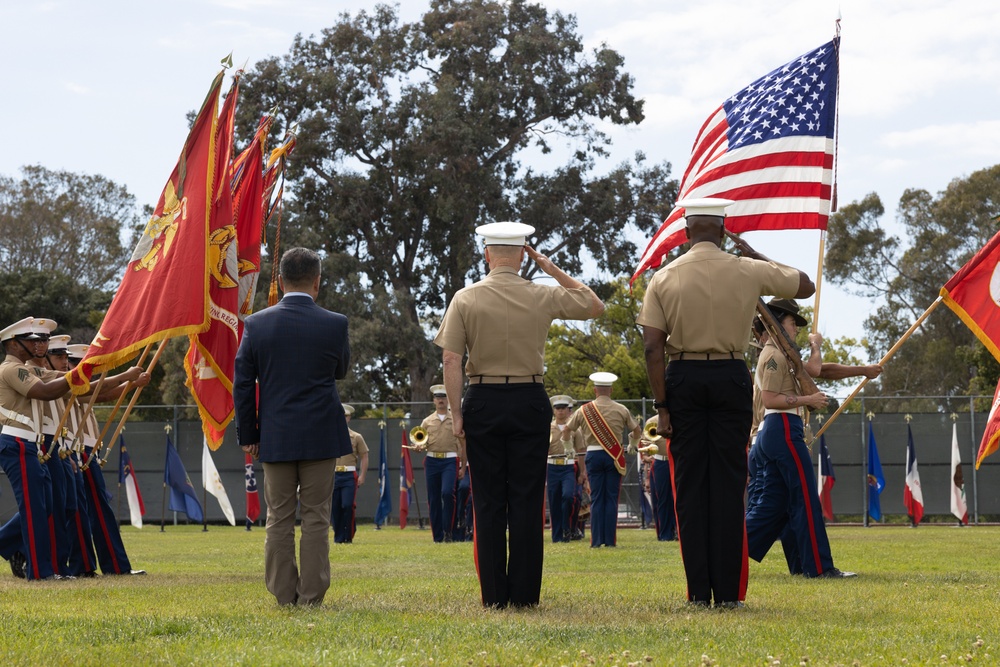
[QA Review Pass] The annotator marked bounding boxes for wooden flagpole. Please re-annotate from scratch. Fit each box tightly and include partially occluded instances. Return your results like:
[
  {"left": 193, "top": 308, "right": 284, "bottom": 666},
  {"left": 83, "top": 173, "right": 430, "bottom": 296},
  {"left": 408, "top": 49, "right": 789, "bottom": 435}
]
[
  {"left": 810, "top": 297, "right": 943, "bottom": 443},
  {"left": 99, "top": 341, "right": 168, "bottom": 466},
  {"left": 95, "top": 343, "right": 154, "bottom": 451}
]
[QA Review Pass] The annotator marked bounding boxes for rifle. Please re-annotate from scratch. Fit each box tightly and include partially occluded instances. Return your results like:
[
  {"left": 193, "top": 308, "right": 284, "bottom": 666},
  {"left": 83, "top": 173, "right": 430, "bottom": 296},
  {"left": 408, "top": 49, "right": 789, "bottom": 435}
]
[
  {"left": 723, "top": 229, "right": 821, "bottom": 409},
  {"left": 754, "top": 297, "right": 821, "bottom": 410}
]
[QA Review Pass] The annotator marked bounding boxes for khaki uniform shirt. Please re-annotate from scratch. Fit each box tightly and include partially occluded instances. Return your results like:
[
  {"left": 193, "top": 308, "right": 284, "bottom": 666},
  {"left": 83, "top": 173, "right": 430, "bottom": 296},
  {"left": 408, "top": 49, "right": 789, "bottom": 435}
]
[
  {"left": 421, "top": 411, "right": 460, "bottom": 454},
  {"left": 434, "top": 266, "right": 593, "bottom": 377},
  {"left": 30, "top": 364, "right": 65, "bottom": 435},
  {"left": 336, "top": 429, "right": 369, "bottom": 468},
  {"left": 549, "top": 421, "right": 585, "bottom": 456},
  {"left": 0, "top": 354, "right": 44, "bottom": 430},
  {"left": 567, "top": 395, "right": 638, "bottom": 448},
  {"left": 636, "top": 242, "right": 801, "bottom": 355},
  {"left": 749, "top": 387, "right": 765, "bottom": 441}
]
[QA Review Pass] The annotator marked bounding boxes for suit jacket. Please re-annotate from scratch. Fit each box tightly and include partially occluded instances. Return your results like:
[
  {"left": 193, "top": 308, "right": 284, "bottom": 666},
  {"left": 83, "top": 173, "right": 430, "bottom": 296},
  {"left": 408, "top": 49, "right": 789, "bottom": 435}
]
[{"left": 233, "top": 293, "right": 352, "bottom": 463}]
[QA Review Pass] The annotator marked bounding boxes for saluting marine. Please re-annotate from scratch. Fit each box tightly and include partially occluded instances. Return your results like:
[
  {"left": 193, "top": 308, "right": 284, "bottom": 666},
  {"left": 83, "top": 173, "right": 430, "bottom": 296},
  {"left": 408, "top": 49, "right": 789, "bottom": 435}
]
[
  {"left": 434, "top": 221, "right": 603, "bottom": 608},
  {"left": 638, "top": 198, "right": 814, "bottom": 608}
]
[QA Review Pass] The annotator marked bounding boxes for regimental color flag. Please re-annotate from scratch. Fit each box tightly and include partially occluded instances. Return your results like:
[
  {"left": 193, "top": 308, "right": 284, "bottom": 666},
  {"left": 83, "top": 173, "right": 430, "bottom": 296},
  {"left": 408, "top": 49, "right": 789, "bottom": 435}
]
[
  {"left": 903, "top": 424, "right": 924, "bottom": 526},
  {"left": 164, "top": 434, "right": 204, "bottom": 523},
  {"left": 941, "top": 224, "right": 1000, "bottom": 363},
  {"left": 245, "top": 453, "right": 260, "bottom": 526},
  {"left": 817, "top": 435, "right": 836, "bottom": 521},
  {"left": 232, "top": 114, "right": 274, "bottom": 338},
  {"left": 634, "top": 38, "right": 839, "bottom": 279},
  {"left": 118, "top": 436, "right": 145, "bottom": 529},
  {"left": 185, "top": 74, "right": 242, "bottom": 449},
  {"left": 950, "top": 422, "right": 969, "bottom": 524},
  {"left": 202, "top": 438, "right": 235, "bottom": 526},
  {"left": 400, "top": 429, "right": 415, "bottom": 529},
  {"left": 373, "top": 426, "right": 392, "bottom": 527},
  {"left": 68, "top": 71, "right": 225, "bottom": 394},
  {"left": 976, "top": 377, "right": 1000, "bottom": 469},
  {"left": 867, "top": 420, "right": 885, "bottom": 522}
]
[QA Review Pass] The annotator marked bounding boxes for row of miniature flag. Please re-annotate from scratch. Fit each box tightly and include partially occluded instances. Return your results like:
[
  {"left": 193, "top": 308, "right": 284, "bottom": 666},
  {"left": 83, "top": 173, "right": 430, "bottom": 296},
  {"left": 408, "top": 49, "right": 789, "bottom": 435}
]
[
  {"left": 117, "top": 434, "right": 259, "bottom": 529},
  {"left": 819, "top": 422, "right": 969, "bottom": 524}
]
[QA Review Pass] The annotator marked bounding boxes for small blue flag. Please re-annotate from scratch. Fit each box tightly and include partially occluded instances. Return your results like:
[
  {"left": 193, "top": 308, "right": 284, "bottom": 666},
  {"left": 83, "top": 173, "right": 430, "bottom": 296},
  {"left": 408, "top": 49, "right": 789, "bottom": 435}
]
[
  {"left": 164, "top": 434, "right": 204, "bottom": 523},
  {"left": 867, "top": 420, "right": 885, "bottom": 521},
  {"left": 373, "top": 426, "right": 392, "bottom": 527}
]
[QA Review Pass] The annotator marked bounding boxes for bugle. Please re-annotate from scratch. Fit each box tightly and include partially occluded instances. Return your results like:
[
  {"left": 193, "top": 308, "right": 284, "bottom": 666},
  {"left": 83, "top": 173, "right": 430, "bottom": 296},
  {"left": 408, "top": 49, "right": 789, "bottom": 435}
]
[{"left": 409, "top": 426, "right": 428, "bottom": 448}]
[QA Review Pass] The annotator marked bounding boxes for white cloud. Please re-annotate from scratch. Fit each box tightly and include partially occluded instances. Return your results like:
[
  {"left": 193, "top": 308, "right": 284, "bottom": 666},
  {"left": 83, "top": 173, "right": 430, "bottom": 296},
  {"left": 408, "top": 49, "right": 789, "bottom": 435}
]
[
  {"left": 64, "top": 82, "right": 91, "bottom": 95},
  {"left": 881, "top": 121, "right": 1000, "bottom": 157}
]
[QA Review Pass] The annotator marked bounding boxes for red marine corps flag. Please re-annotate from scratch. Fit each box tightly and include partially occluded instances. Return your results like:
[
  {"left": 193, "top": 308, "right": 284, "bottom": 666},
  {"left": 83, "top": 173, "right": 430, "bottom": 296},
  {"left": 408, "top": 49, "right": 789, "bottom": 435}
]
[
  {"left": 633, "top": 38, "right": 839, "bottom": 280},
  {"left": 185, "top": 73, "right": 242, "bottom": 448},
  {"left": 940, "top": 224, "right": 1000, "bottom": 362},
  {"left": 68, "top": 71, "right": 225, "bottom": 393}
]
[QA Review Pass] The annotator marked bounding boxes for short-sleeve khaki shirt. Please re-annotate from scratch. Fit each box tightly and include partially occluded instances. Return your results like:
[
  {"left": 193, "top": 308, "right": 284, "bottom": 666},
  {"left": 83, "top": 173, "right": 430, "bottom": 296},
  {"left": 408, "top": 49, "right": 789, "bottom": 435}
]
[
  {"left": 421, "top": 411, "right": 460, "bottom": 454},
  {"left": 0, "top": 355, "right": 43, "bottom": 429},
  {"left": 566, "top": 395, "right": 638, "bottom": 447},
  {"left": 756, "top": 341, "right": 799, "bottom": 397},
  {"left": 549, "top": 421, "right": 585, "bottom": 456},
  {"left": 636, "top": 242, "right": 801, "bottom": 356},
  {"left": 336, "top": 429, "right": 369, "bottom": 468},
  {"left": 433, "top": 266, "right": 593, "bottom": 377}
]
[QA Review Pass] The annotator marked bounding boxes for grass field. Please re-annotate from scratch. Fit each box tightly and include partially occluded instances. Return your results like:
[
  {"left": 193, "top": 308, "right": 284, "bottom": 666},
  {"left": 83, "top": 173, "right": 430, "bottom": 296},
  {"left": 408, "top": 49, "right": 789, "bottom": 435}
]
[{"left": 0, "top": 524, "right": 996, "bottom": 666}]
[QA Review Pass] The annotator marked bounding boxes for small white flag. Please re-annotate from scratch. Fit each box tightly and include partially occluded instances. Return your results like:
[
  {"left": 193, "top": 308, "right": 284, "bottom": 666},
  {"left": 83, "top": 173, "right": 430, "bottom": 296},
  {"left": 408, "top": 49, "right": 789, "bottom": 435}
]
[
  {"left": 202, "top": 438, "right": 236, "bottom": 526},
  {"left": 950, "top": 423, "right": 969, "bottom": 524}
]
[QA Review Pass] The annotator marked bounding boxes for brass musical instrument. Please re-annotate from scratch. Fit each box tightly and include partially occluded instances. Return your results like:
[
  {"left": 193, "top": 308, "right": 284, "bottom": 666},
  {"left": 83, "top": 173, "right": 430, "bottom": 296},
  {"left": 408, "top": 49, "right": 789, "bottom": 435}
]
[
  {"left": 643, "top": 421, "right": 663, "bottom": 442},
  {"left": 409, "top": 426, "right": 428, "bottom": 448},
  {"left": 637, "top": 443, "right": 659, "bottom": 455}
]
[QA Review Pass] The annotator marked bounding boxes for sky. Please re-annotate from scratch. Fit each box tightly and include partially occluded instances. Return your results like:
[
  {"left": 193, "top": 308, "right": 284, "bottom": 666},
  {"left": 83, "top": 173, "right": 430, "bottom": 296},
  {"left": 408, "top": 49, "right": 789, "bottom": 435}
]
[{"left": 3, "top": 0, "right": 999, "bottom": 349}]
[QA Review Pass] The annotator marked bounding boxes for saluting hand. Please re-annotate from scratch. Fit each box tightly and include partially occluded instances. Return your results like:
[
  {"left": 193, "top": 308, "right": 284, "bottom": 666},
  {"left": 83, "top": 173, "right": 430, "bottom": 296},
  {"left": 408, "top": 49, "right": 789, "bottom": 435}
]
[{"left": 525, "top": 246, "right": 556, "bottom": 274}]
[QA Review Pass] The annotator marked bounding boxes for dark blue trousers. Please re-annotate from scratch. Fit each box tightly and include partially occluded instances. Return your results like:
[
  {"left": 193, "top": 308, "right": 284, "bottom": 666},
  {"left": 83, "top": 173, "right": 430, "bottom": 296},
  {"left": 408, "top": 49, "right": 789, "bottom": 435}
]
[
  {"left": 585, "top": 450, "right": 621, "bottom": 547},
  {"left": 81, "top": 447, "right": 133, "bottom": 574},
  {"left": 67, "top": 460, "right": 97, "bottom": 576},
  {"left": 464, "top": 382, "right": 551, "bottom": 608},
  {"left": 747, "top": 433, "right": 800, "bottom": 574},
  {"left": 0, "top": 434, "right": 54, "bottom": 580},
  {"left": 425, "top": 456, "right": 459, "bottom": 542},
  {"left": 650, "top": 457, "right": 677, "bottom": 541},
  {"left": 330, "top": 471, "right": 358, "bottom": 543},
  {"left": 44, "top": 453, "right": 73, "bottom": 575},
  {"left": 745, "top": 413, "right": 834, "bottom": 577},
  {"left": 546, "top": 463, "right": 576, "bottom": 542}
]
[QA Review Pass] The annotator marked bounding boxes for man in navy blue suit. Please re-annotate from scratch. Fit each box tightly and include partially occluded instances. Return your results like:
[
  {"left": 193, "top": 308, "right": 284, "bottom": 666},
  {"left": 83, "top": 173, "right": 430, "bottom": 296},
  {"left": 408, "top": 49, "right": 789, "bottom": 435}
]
[{"left": 234, "top": 247, "right": 352, "bottom": 606}]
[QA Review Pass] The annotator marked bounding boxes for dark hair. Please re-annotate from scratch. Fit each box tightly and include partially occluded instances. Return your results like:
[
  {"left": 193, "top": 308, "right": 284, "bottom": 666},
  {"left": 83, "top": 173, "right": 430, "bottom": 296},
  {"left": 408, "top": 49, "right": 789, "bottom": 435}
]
[{"left": 279, "top": 248, "right": 321, "bottom": 287}]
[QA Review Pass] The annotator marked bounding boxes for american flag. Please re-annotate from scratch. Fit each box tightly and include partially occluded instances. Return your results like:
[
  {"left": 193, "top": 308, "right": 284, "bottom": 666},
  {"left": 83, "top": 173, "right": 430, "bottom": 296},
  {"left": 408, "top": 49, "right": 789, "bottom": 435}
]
[{"left": 634, "top": 38, "right": 839, "bottom": 280}]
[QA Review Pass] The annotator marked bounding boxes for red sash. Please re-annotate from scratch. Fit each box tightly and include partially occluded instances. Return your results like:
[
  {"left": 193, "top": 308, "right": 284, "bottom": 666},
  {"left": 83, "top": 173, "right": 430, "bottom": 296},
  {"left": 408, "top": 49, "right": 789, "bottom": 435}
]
[{"left": 582, "top": 402, "right": 626, "bottom": 475}]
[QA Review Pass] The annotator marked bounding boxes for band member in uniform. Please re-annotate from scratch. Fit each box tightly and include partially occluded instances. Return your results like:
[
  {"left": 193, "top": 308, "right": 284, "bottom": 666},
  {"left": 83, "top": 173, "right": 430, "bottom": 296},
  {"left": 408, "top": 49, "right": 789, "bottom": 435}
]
[
  {"left": 638, "top": 198, "right": 814, "bottom": 607},
  {"left": 547, "top": 394, "right": 585, "bottom": 543},
  {"left": 416, "top": 385, "right": 464, "bottom": 543},
  {"left": 642, "top": 415, "right": 676, "bottom": 541},
  {"left": 435, "top": 221, "right": 603, "bottom": 608},
  {"left": 331, "top": 405, "right": 368, "bottom": 544},
  {"left": 564, "top": 372, "right": 640, "bottom": 548},
  {"left": 746, "top": 298, "right": 880, "bottom": 578}
]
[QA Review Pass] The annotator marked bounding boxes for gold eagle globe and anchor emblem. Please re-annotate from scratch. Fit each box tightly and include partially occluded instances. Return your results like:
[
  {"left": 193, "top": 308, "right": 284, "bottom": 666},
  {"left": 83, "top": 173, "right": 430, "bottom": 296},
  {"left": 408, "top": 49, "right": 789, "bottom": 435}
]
[{"left": 131, "top": 180, "right": 186, "bottom": 272}]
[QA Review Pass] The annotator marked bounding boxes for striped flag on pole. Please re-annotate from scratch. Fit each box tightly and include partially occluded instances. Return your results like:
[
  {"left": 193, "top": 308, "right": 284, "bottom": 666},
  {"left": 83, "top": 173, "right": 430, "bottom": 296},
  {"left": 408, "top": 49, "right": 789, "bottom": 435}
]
[
  {"left": 633, "top": 38, "right": 839, "bottom": 280},
  {"left": 903, "top": 425, "right": 924, "bottom": 525}
]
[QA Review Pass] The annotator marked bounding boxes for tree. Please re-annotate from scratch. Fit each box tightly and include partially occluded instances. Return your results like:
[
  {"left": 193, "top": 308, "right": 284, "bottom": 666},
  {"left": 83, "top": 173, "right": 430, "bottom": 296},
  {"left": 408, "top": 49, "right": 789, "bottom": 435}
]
[
  {"left": 544, "top": 278, "right": 649, "bottom": 400},
  {"left": 236, "top": 0, "right": 677, "bottom": 401},
  {"left": 0, "top": 165, "right": 139, "bottom": 289},
  {"left": 824, "top": 164, "right": 1000, "bottom": 406}
]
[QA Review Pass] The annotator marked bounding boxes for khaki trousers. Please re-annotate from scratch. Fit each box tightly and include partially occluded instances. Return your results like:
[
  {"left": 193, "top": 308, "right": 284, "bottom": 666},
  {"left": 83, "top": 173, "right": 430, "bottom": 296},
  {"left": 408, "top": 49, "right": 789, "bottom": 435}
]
[{"left": 262, "top": 458, "right": 337, "bottom": 605}]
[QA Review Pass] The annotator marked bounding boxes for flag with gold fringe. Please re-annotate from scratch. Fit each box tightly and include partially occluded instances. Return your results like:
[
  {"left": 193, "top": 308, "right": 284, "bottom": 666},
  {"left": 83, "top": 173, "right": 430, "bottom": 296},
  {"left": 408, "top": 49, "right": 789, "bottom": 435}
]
[
  {"left": 185, "top": 73, "right": 242, "bottom": 448},
  {"left": 68, "top": 71, "right": 225, "bottom": 393}
]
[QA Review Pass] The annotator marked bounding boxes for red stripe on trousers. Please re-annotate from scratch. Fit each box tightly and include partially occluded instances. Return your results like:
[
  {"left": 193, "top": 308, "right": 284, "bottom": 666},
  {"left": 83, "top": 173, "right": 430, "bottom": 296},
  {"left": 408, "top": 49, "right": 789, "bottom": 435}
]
[
  {"left": 84, "top": 466, "right": 122, "bottom": 574},
  {"left": 16, "top": 438, "right": 41, "bottom": 579},
  {"left": 780, "top": 414, "right": 823, "bottom": 575}
]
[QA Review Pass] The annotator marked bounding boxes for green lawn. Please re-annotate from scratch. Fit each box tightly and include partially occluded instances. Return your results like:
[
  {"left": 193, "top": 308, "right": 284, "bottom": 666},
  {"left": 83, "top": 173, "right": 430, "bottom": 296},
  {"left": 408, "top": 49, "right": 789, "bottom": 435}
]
[{"left": 0, "top": 524, "right": 995, "bottom": 666}]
